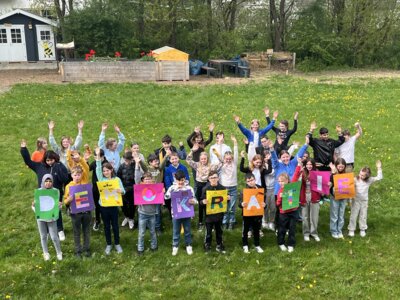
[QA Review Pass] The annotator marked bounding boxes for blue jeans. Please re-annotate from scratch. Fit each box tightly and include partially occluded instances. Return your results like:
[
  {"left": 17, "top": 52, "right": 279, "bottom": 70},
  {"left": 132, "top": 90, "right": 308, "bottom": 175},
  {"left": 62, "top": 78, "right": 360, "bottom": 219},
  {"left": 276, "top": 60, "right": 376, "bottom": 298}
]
[
  {"left": 138, "top": 213, "right": 157, "bottom": 252},
  {"left": 330, "top": 198, "right": 347, "bottom": 235},
  {"left": 222, "top": 186, "right": 237, "bottom": 225},
  {"left": 172, "top": 217, "right": 192, "bottom": 247},
  {"left": 155, "top": 204, "right": 162, "bottom": 231}
]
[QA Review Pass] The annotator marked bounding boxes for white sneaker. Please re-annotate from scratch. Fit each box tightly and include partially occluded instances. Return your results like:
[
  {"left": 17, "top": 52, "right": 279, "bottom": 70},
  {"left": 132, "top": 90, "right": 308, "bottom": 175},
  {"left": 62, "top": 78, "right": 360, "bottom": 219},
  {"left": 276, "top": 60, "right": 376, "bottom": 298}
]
[
  {"left": 255, "top": 246, "right": 264, "bottom": 253},
  {"left": 259, "top": 230, "right": 264, "bottom": 237},
  {"left": 186, "top": 246, "right": 193, "bottom": 255},
  {"left": 348, "top": 230, "right": 355, "bottom": 237},
  {"left": 312, "top": 235, "right": 320, "bottom": 242},
  {"left": 360, "top": 230, "right": 366, "bottom": 237},
  {"left": 128, "top": 219, "right": 134, "bottom": 230},
  {"left": 331, "top": 233, "right": 339, "bottom": 239},
  {"left": 105, "top": 245, "right": 112, "bottom": 255},
  {"left": 243, "top": 246, "right": 250, "bottom": 253},
  {"left": 58, "top": 231, "right": 65, "bottom": 241},
  {"left": 262, "top": 223, "right": 268, "bottom": 229},
  {"left": 56, "top": 253, "right": 63, "bottom": 261},
  {"left": 248, "top": 231, "right": 252, "bottom": 238},
  {"left": 268, "top": 223, "right": 275, "bottom": 231},
  {"left": 172, "top": 247, "right": 179, "bottom": 256},
  {"left": 279, "top": 244, "right": 287, "bottom": 252},
  {"left": 288, "top": 246, "right": 294, "bottom": 253},
  {"left": 337, "top": 233, "right": 344, "bottom": 239},
  {"left": 304, "top": 235, "right": 310, "bottom": 242},
  {"left": 115, "top": 244, "right": 123, "bottom": 254},
  {"left": 121, "top": 218, "right": 128, "bottom": 227},
  {"left": 43, "top": 252, "right": 50, "bottom": 261}
]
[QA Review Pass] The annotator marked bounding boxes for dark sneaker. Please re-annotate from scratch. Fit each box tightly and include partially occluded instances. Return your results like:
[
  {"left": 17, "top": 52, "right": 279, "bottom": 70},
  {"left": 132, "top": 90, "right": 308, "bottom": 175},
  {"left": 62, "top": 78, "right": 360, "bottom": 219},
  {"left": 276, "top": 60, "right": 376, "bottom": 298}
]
[
  {"left": 216, "top": 244, "right": 226, "bottom": 254},
  {"left": 93, "top": 221, "right": 100, "bottom": 231},
  {"left": 198, "top": 223, "right": 204, "bottom": 232},
  {"left": 204, "top": 244, "right": 211, "bottom": 253}
]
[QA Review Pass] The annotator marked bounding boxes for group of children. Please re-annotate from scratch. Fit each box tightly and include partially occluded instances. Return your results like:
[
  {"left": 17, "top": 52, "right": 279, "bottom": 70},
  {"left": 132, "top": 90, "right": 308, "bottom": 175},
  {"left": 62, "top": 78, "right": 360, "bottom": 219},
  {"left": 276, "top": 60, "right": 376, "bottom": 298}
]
[{"left": 22, "top": 111, "right": 383, "bottom": 260}]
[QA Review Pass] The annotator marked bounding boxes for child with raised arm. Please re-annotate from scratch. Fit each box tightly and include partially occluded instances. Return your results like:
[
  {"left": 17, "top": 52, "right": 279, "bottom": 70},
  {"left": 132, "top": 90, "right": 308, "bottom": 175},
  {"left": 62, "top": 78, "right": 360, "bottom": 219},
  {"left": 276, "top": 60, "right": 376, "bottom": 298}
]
[
  {"left": 234, "top": 109, "right": 277, "bottom": 160},
  {"left": 187, "top": 145, "right": 219, "bottom": 231},
  {"left": 201, "top": 171, "right": 227, "bottom": 254},
  {"left": 220, "top": 135, "right": 239, "bottom": 230},
  {"left": 276, "top": 159, "right": 302, "bottom": 253},
  {"left": 48, "top": 120, "right": 84, "bottom": 168},
  {"left": 33, "top": 174, "right": 63, "bottom": 261},
  {"left": 66, "top": 149, "right": 90, "bottom": 184},
  {"left": 134, "top": 167, "right": 158, "bottom": 255},
  {"left": 21, "top": 139, "right": 69, "bottom": 241},
  {"left": 335, "top": 122, "right": 362, "bottom": 173},
  {"left": 165, "top": 170, "right": 197, "bottom": 256},
  {"left": 265, "top": 108, "right": 298, "bottom": 154},
  {"left": 239, "top": 173, "right": 266, "bottom": 253},
  {"left": 98, "top": 122, "right": 125, "bottom": 172},
  {"left": 155, "top": 134, "right": 186, "bottom": 167},
  {"left": 64, "top": 166, "right": 92, "bottom": 258},
  {"left": 348, "top": 160, "right": 382, "bottom": 237},
  {"left": 95, "top": 148, "right": 125, "bottom": 255},
  {"left": 209, "top": 131, "right": 232, "bottom": 165}
]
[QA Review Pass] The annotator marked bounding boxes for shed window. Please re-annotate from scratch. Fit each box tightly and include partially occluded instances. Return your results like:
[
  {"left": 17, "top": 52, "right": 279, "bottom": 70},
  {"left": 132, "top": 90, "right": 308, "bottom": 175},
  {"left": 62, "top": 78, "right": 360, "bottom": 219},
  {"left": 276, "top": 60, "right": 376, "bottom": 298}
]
[
  {"left": 0, "top": 29, "right": 6, "bottom": 43},
  {"left": 40, "top": 30, "right": 51, "bottom": 41},
  {"left": 11, "top": 28, "right": 22, "bottom": 43}
]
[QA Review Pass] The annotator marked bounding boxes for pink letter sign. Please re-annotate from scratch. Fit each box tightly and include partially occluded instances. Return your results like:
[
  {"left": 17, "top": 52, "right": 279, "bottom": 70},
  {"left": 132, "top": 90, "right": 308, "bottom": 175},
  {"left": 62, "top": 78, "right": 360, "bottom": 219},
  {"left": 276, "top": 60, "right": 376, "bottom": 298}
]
[
  {"left": 310, "top": 171, "right": 331, "bottom": 195},
  {"left": 134, "top": 183, "right": 164, "bottom": 205}
]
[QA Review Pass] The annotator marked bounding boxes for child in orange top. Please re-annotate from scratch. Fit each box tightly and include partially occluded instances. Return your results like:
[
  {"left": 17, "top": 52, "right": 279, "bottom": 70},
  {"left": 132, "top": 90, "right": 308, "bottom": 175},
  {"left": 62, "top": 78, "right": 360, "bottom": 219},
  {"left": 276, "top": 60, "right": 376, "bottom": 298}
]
[
  {"left": 66, "top": 149, "right": 90, "bottom": 184},
  {"left": 31, "top": 137, "right": 48, "bottom": 162},
  {"left": 276, "top": 158, "right": 302, "bottom": 253}
]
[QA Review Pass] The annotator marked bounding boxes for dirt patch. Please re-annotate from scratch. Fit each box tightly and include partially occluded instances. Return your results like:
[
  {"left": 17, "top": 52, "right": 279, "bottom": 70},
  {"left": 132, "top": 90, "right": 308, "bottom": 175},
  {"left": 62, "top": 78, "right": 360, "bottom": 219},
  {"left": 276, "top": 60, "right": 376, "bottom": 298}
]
[{"left": 1, "top": 68, "right": 400, "bottom": 93}]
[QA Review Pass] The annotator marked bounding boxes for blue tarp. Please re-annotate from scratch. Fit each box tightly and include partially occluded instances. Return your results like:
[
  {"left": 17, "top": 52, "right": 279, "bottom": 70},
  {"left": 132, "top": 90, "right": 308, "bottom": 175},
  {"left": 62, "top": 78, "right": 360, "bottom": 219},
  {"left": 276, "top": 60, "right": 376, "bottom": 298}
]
[{"left": 189, "top": 59, "right": 204, "bottom": 75}]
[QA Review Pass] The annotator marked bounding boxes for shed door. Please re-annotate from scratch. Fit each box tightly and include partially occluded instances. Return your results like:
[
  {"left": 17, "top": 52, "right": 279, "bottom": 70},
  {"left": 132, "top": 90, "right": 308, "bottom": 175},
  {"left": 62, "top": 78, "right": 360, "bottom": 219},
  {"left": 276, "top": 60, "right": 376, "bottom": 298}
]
[
  {"left": 36, "top": 25, "right": 55, "bottom": 60},
  {"left": 0, "top": 25, "right": 27, "bottom": 62}
]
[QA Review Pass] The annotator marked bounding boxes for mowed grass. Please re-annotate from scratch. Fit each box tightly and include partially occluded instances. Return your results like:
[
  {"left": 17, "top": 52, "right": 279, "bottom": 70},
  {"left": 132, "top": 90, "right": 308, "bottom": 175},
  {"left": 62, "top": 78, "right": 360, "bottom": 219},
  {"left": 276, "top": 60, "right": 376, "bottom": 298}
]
[{"left": 0, "top": 76, "right": 399, "bottom": 299}]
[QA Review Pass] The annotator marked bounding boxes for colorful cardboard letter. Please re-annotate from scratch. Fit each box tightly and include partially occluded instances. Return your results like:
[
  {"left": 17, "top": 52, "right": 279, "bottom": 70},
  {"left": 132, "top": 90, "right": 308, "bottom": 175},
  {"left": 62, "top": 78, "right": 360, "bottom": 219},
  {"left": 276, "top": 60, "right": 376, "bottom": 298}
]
[
  {"left": 242, "top": 188, "right": 264, "bottom": 216},
  {"left": 310, "top": 171, "right": 331, "bottom": 195},
  {"left": 282, "top": 181, "right": 301, "bottom": 212},
  {"left": 134, "top": 183, "right": 164, "bottom": 205},
  {"left": 69, "top": 183, "right": 94, "bottom": 214},
  {"left": 34, "top": 188, "right": 59, "bottom": 220},
  {"left": 206, "top": 189, "right": 228, "bottom": 215},
  {"left": 333, "top": 173, "right": 355, "bottom": 200},
  {"left": 97, "top": 179, "right": 123, "bottom": 207},
  {"left": 171, "top": 189, "right": 195, "bottom": 219}
]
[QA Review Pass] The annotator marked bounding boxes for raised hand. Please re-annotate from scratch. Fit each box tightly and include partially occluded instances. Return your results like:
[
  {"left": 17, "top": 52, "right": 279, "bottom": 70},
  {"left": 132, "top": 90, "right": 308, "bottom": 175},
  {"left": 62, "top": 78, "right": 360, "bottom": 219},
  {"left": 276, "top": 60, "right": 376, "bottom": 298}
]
[
  {"left": 101, "top": 122, "right": 108, "bottom": 132},
  {"left": 231, "top": 135, "right": 237, "bottom": 144},
  {"left": 194, "top": 126, "right": 201, "bottom": 134},
  {"left": 114, "top": 124, "right": 121, "bottom": 133},
  {"left": 264, "top": 107, "right": 270, "bottom": 116},
  {"left": 21, "top": 139, "right": 27, "bottom": 147},
  {"left": 209, "top": 122, "right": 215, "bottom": 132},
  {"left": 273, "top": 111, "right": 279, "bottom": 120},
  {"left": 294, "top": 112, "right": 299, "bottom": 120},
  {"left": 234, "top": 115, "right": 240, "bottom": 123},
  {"left": 240, "top": 150, "right": 246, "bottom": 158},
  {"left": 310, "top": 121, "right": 317, "bottom": 131},
  {"left": 48, "top": 120, "right": 55, "bottom": 131},
  {"left": 336, "top": 124, "right": 342, "bottom": 134},
  {"left": 78, "top": 120, "right": 84, "bottom": 130},
  {"left": 376, "top": 160, "right": 382, "bottom": 169}
]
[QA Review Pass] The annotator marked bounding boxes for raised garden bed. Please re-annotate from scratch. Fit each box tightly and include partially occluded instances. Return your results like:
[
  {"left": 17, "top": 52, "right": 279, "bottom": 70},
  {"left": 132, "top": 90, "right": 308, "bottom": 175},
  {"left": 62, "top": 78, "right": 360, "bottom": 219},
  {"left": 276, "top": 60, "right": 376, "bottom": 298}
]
[{"left": 59, "top": 61, "right": 189, "bottom": 82}]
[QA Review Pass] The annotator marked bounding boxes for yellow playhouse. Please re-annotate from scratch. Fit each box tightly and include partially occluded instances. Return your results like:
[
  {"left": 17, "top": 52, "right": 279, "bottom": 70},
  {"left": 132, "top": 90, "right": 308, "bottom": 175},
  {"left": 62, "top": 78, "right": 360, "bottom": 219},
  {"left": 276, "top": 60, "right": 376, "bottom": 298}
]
[
  {"left": 152, "top": 46, "right": 189, "bottom": 61},
  {"left": 152, "top": 46, "right": 189, "bottom": 81}
]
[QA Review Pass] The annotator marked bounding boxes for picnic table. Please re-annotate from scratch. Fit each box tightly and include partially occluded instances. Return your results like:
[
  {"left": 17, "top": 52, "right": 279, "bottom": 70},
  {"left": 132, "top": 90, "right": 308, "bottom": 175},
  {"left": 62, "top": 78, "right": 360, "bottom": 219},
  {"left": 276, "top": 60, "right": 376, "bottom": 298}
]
[{"left": 208, "top": 59, "right": 239, "bottom": 78}]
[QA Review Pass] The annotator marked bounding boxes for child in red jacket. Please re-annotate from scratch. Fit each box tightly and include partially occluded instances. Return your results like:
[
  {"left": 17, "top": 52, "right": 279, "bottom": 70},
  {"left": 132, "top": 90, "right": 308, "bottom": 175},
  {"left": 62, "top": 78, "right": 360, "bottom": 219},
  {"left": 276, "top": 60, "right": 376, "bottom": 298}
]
[
  {"left": 300, "top": 158, "right": 322, "bottom": 242},
  {"left": 276, "top": 158, "right": 302, "bottom": 253}
]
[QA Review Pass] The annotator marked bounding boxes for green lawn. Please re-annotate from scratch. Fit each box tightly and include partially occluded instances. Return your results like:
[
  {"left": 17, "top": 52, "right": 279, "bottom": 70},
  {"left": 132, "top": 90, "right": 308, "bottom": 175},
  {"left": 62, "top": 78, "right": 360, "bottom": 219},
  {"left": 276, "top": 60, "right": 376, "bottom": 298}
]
[{"left": 0, "top": 76, "right": 399, "bottom": 299}]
